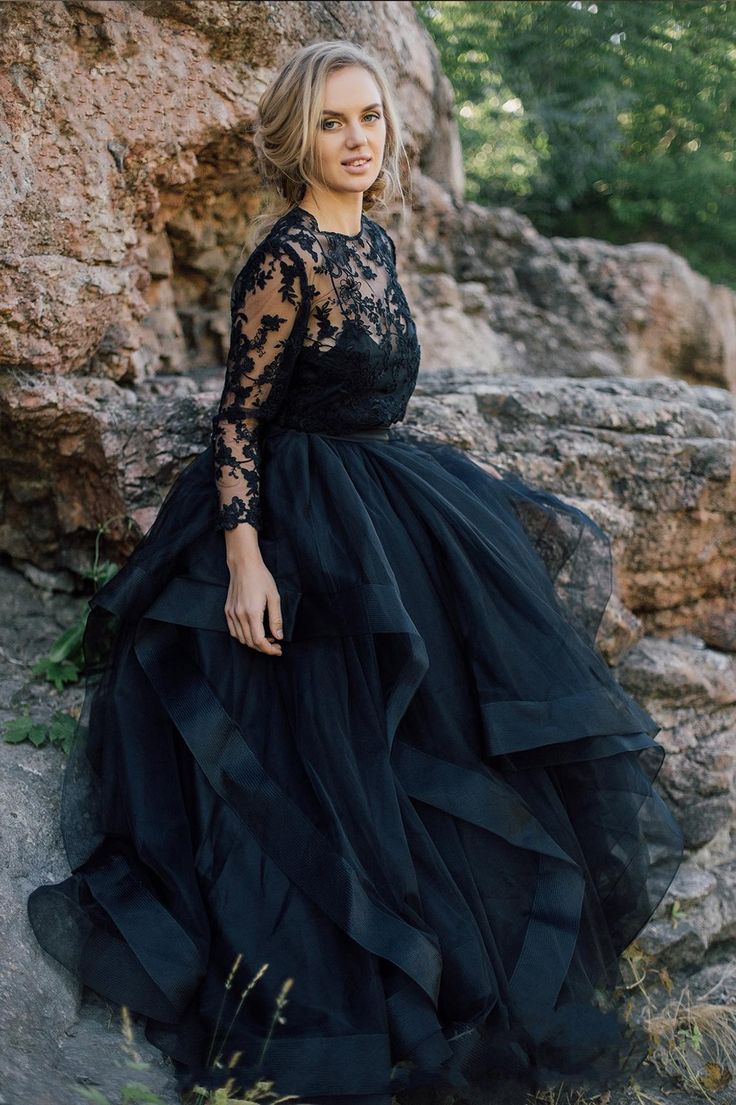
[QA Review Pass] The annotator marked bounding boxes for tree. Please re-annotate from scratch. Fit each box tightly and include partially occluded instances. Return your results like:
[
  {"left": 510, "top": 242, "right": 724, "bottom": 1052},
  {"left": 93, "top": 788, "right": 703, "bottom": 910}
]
[{"left": 415, "top": 0, "right": 736, "bottom": 287}]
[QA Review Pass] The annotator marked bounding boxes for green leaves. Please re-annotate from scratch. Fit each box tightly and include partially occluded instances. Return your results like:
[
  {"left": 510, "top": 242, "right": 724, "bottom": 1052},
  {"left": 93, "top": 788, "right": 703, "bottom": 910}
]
[
  {"left": 2, "top": 528, "right": 123, "bottom": 752},
  {"left": 29, "top": 558, "right": 119, "bottom": 691},
  {"left": 3, "top": 708, "right": 77, "bottom": 753},
  {"left": 415, "top": 0, "right": 736, "bottom": 286},
  {"left": 31, "top": 618, "right": 88, "bottom": 690}
]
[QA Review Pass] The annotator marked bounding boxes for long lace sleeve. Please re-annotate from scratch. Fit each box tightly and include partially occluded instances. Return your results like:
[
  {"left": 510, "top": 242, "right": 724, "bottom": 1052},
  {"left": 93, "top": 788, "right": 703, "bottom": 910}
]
[{"left": 211, "top": 239, "right": 311, "bottom": 532}]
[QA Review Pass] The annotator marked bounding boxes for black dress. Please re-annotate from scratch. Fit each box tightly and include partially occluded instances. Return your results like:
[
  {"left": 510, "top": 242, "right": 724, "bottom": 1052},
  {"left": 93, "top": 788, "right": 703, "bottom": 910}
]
[{"left": 27, "top": 204, "right": 684, "bottom": 1104}]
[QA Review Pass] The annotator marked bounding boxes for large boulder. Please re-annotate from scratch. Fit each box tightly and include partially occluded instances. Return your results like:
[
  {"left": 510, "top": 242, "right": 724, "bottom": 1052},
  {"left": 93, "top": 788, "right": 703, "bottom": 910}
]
[{"left": 408, "top": 187, "right": 736, "bottom": 389}]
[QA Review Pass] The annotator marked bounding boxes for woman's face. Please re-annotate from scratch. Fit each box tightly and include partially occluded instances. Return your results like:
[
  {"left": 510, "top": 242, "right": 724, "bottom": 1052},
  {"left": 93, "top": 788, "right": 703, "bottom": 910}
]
[{"left": 313, "top": 65, "right": 386, "bottom": 199}]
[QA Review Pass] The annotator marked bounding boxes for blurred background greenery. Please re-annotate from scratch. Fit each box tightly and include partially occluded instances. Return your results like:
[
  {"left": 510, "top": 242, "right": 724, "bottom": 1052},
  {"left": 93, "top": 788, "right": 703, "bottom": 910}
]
[{"left": 414, "top": 0, "right": 736, "bottom": 288}]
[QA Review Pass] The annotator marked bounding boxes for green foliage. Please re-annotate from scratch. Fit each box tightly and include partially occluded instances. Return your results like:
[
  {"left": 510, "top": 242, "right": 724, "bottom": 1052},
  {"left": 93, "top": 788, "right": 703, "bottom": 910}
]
[
  {"left": 30, "top": 559, "right": 119, "bottom": 690},
  {"left": 2, "top": 516, "right": 129, "bottom": 751},
  {"left": 670, "top": 898, "right": 684, "bottom": 925},
  {"left": 31, "top": 619, "right": 89, "bottom": 690},
  {"left": 31, "top": 523, "right": 122, "bottom": 691},
  {"left": 415, "top": 0, "right": 736, "bottom": 286},
  {"left": 3, "top": 707, "right": 77, "bottom": 753}
]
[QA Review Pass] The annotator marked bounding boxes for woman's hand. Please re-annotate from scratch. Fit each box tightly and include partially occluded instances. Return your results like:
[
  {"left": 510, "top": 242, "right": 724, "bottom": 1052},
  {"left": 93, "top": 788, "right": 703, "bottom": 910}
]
[{"left": 224, "top": 527, "right": 283, "bottom": 655}]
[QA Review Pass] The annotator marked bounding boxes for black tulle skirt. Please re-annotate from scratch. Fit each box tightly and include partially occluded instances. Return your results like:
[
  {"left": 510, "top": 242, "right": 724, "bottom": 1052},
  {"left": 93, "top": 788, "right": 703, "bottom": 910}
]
[{"left": 27, "top": 424, "right": 684, "bottom": 1104}]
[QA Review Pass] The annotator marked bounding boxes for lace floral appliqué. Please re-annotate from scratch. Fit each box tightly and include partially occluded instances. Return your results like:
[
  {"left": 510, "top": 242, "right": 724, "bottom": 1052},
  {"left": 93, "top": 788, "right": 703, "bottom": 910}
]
[{"left": 211, "top": 206, "right": 421, "bottom": 531}]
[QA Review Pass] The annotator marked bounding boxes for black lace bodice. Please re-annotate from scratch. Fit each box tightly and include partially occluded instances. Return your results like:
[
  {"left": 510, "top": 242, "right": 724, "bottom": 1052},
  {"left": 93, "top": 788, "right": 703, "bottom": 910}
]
[{"left": 211, "top": 204, "right": 421, "bottom": 531}]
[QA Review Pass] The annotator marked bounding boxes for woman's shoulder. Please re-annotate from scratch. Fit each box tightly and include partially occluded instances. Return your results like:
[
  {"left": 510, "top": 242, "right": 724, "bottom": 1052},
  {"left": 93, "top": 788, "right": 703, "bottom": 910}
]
[
  {"left": 251, "top": 213, "right": 316, "bottom": 260},
  {"left": 233, "top": 215, "right": 315, "bottom": 291},
  {"left": 262, "top": 207, "right": 322, "bottom": 260}
]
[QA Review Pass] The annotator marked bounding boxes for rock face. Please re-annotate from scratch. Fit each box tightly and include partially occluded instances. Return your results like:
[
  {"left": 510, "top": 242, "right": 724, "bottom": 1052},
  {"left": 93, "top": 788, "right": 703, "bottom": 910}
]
[
  {"left": 407, "top": 191, "right": 736, "bottom": 389},
  {"left": 0, "top": 0, "right": 456, "bottom": 386},
  {"left": 2, "top": 3, "right": 736, "bottom": 1104},
  {"left": 0, "top": 369, "right": 206, "bottom": 585}
]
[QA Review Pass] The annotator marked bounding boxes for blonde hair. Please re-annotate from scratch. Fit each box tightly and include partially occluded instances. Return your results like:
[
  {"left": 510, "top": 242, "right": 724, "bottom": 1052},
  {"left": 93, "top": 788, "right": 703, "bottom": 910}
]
[{"left": 241, "top": 40, "right": 412, "bottom": 255}]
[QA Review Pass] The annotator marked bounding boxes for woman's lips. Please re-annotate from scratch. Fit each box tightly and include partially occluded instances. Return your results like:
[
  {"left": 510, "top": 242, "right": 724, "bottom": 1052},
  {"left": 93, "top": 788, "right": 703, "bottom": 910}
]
[{"left": 342, "top": 157, "right": 372, "bottom": 173}]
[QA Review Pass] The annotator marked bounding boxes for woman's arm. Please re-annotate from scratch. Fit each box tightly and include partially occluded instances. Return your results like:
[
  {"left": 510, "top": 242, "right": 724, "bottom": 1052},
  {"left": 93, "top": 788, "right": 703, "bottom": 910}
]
[
  {"left": 213, "top": 238, "right": 310, "bottom": 531},
  {"left": 212, "top": 237, "right": 310, "bottom": 652}
]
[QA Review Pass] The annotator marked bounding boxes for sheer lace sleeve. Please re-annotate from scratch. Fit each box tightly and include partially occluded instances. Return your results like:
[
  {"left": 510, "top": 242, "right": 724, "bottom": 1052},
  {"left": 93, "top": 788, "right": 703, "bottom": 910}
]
[{"left": 211, "top": 239, "right": 311, "bottom": 532}]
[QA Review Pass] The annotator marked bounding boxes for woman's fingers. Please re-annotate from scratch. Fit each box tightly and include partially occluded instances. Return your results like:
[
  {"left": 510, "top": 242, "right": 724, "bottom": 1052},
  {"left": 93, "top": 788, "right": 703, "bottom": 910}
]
[
  {"left": 241, "top": 612, "right": 255, "bottom": 650},
  {"left": 225, "top": 606, "right": 248, "bottom": 647},
  {"left": 224, "top": 566, "right": 282, "bottom": 655},
  {"left": 224, "top": 586, "right": 252, "bottom": 648},
  {"left": 248, "top": 604, "right": 282, "bottom": 655},
  {"left": 266, "top": 589, "right": 284, "bottom": 642}
]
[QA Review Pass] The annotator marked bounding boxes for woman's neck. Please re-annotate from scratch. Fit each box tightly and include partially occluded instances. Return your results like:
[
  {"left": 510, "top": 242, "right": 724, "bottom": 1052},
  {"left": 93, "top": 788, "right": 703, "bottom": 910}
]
[{"left": 297, "top": 194, "right": 364, "bottom": 236}]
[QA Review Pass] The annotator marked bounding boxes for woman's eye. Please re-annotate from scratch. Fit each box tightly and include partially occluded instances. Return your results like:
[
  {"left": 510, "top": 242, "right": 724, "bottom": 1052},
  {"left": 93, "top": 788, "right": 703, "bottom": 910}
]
[{"left": 322, "top": 113, "right": 382, "bottom": 130}]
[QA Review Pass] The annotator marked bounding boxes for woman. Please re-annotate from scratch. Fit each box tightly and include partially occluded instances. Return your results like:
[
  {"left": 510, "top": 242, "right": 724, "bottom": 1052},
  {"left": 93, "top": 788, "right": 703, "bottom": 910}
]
[{"left": 27, "top": 40, "right": 684, "bottom": 1105}]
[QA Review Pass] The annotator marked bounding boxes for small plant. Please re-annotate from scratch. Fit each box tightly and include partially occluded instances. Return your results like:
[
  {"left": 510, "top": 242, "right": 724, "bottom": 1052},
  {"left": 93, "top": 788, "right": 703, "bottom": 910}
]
[
  {"left": 31, "top": 559, "right": 119, "bottom": 690},
  {"left": 670, "top": 898, "right": 684, "bottom": 926},
  {"left": 528, "top": 1083, "right": 613, "bottom": 1103},
  {"left": 3, "top": 515, "right": 132, "bottom": 748},
  {"left": 2, "top": 706, "right": 78, "bottom": 753},
  {"left": 31, "top": 513, "right": 132, "bottom": 691},
  {"left": 184, "top": 1079, "right": 300, "bottom": 1105},
  {"left": 31, "top": 616, "right": 92, "bottom": 689},
  {"left": 188, "top": 959, "right": 300, "bottom": 1105},
  {"left": 618, "top": 939, "right": 664, "bottom": 1000}
]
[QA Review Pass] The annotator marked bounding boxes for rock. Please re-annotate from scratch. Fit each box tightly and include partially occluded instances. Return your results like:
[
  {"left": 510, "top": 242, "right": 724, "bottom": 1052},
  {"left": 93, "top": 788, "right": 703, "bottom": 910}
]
[
  {"left": 0, "top": 564, "right": 179, "bottom": 1103},
  {"left": 411, "top": 200, "right": 736, "bottom": 390},
  {"left": 615, "top": 636, "right": 736, "bottom": 851},
  {"left": 0, "top": 371, "right": 212, "bottom": 576},
  {"left": 637, "top": 860, "right": 736, "bottom": 976}
]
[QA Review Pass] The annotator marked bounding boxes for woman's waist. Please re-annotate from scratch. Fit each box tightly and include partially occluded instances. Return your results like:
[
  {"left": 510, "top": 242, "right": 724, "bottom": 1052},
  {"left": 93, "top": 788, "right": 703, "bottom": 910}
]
[
  {"left": 319, "top": 426, "right": 392, "bottom": 440},
  {"left": 268, "top": 420, "right": 394, "bottom": 442}
]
